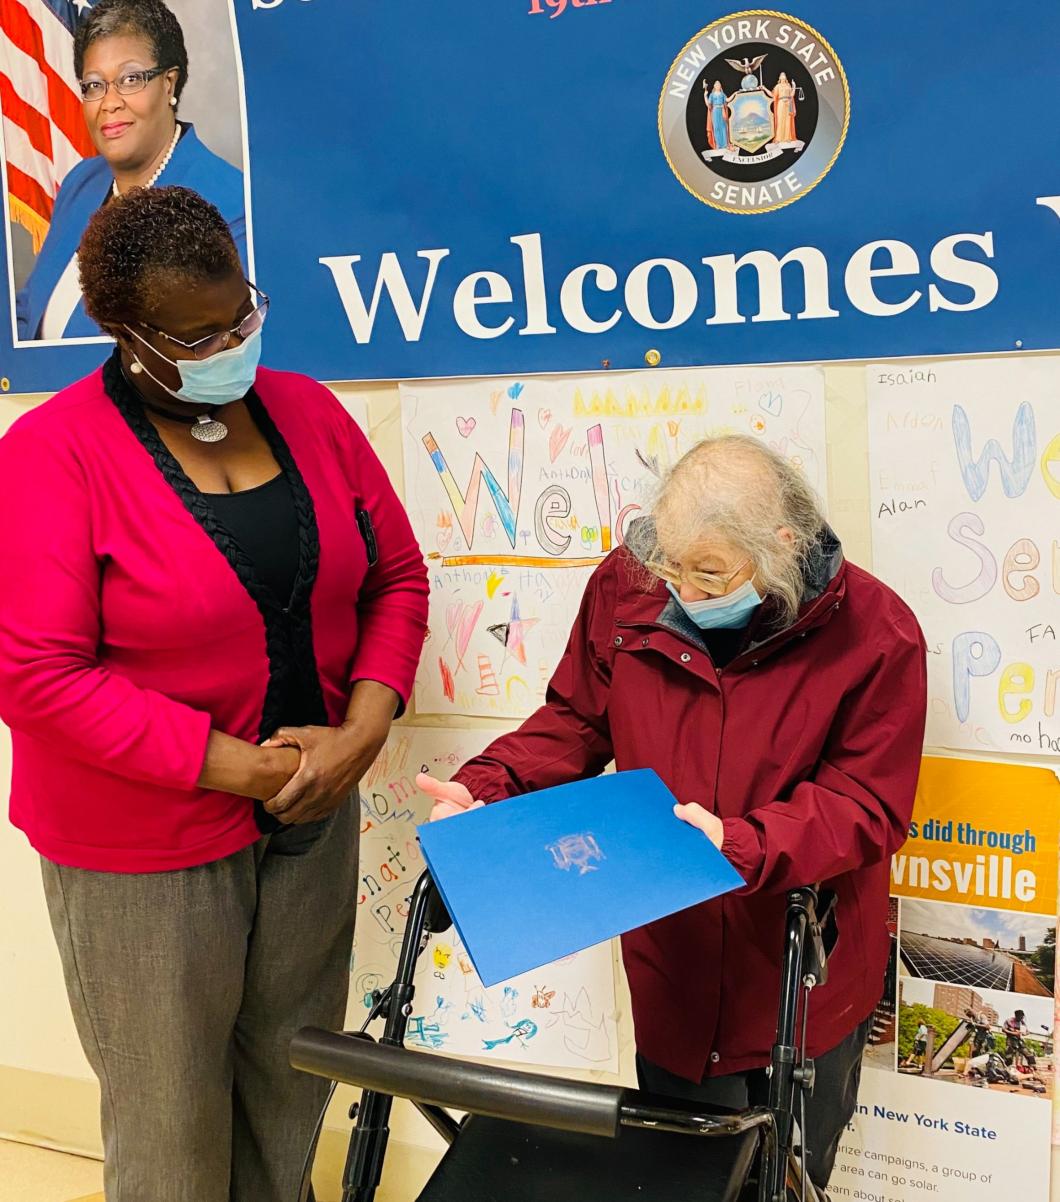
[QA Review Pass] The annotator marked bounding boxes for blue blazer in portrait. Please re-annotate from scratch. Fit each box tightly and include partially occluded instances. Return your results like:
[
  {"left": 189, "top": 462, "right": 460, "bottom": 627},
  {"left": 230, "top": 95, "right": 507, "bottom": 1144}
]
[{"left": 15, "top": 123, "right": 248, "bottom": 341}]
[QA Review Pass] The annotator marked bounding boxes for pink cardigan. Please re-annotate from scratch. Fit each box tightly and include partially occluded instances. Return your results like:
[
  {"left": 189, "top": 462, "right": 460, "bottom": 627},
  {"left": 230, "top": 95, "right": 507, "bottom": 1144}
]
[{"left": 0, "top": 364, "right": 429, "bottom": 872}]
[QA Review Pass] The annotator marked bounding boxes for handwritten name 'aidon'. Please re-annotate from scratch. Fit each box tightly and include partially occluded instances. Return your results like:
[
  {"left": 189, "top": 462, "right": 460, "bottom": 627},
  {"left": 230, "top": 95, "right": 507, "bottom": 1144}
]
[{"left": 318, "top": 206, "right": 1060, "bottom": 347}]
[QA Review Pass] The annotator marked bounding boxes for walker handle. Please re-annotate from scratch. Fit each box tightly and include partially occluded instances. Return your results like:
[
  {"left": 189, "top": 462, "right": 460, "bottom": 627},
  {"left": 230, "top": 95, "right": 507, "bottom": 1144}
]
[{"left": 290, "top": 1029, "right": 623, "bottom": 1138}]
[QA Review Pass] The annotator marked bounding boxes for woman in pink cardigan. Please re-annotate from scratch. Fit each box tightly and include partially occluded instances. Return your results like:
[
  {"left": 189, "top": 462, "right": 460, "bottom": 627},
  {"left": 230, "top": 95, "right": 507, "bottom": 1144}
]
[{"left": 0, "top": 187, "right": 429, "bottom": 1201}]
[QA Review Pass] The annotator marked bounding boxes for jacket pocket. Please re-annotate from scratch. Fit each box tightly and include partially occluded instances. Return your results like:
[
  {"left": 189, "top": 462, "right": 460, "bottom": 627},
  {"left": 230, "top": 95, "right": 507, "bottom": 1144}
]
[{"left": 356, "top": 507, "right": 378, "bottom": 566}]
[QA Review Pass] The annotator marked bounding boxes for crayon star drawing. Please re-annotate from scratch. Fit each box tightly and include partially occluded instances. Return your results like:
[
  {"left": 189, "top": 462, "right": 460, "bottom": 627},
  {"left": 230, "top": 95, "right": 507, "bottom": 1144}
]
[{"left": 487, "top": 595, "right": 539, "bottom": 666}]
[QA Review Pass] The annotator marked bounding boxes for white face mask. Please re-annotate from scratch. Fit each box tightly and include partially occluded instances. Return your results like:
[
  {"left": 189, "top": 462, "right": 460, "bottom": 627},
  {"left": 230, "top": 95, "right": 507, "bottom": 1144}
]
[{"left": 126, "top": 326, "right": 262, "bottom": 406}]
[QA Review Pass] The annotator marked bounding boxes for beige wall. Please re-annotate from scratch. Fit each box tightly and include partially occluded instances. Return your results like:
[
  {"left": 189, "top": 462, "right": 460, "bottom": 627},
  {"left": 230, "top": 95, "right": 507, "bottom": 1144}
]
[{"left": 1, "top": 360, "right": 1058, "bottom": 1200}]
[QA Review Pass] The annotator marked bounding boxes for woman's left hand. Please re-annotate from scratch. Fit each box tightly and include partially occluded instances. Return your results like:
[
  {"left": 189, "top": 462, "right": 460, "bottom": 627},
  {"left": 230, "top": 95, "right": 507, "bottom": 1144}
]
[
  {"left": 674, "top": 802, "right": 725, "bottom": 849},
  {"left": 261, "top": 720, "right": 387, "bottom": 825}
]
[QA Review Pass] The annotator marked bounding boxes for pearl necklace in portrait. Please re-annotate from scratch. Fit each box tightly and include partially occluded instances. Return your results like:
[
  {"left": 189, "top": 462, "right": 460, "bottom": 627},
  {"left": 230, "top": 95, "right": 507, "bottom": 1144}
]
[{"left": 111, "top": 122, "right": 181, "bottom": 198}]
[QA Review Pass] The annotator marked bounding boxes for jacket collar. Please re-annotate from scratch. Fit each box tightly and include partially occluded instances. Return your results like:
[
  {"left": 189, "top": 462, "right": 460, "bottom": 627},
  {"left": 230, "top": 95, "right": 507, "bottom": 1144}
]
[
  {"left": 163, "top": 122, "right": 201, "bottom": 175},
  {"left": 617, "top": 516, "right": 847, "bottom": 659}
]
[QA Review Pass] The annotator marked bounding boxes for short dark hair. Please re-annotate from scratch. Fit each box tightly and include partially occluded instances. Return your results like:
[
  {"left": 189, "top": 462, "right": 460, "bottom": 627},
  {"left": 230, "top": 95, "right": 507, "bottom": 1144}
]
[
  {"left": 74, "top": 0, "right": 189, "bottom": 104},
  {"left": 79, "top": 186, "right": 241, "bottom": 331}
]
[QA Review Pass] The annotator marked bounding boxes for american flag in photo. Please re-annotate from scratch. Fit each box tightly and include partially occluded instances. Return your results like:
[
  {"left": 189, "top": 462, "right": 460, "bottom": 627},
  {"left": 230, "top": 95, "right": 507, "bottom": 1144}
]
[{"left": 0, "top": 0, "right": 96, "bottom": 251}]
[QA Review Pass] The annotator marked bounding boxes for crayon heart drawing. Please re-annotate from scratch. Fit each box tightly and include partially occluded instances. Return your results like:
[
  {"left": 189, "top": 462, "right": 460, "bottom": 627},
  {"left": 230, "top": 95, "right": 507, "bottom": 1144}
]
[
  {"left": 456, "top": 416, "right": 476, "bottom": 438},
  {"left": 549, "top": 424, "right": 573, "bottom": 463},
  {"left": 445, "top": 601, "right": 484, "bottom": 667}
]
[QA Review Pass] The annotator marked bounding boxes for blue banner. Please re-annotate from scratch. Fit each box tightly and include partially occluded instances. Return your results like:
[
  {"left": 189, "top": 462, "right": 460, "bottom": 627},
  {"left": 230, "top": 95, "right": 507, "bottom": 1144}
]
[{"left": 3, "top": 0, "right": 1060, "bottom": 393}]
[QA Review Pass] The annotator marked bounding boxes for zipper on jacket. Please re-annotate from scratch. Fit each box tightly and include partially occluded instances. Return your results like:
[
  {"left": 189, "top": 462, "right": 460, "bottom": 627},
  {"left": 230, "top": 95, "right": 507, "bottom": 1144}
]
[
  {"left": 616, "top": 594, "right": 836, "bottom": 673},
  {"left": 725, "top": 591, "right": 841, "bottom": 672}
]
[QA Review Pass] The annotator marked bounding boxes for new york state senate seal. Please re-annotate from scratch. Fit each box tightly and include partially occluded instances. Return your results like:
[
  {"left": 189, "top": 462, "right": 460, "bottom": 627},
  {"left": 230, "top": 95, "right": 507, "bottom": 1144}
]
[{"left": 659, "top": 10, "right": 850, "bottom": 214}]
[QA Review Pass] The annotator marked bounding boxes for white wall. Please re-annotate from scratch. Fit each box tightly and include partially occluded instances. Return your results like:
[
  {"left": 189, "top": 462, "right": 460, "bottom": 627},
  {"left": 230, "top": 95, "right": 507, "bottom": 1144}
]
[{"left": 0, "top": 723, "right": 92, "bottom": 1083}]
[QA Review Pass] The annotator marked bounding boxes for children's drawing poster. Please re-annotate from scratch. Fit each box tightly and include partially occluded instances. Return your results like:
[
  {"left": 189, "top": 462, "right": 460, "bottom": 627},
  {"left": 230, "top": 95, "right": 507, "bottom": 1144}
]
[
  {"left": 350, "top": 725, "right": 620, "bottom": 1073},
  {"left": 867, "top": 358, "right": 1060, "bottom": 759},
  {"left": 401, "top": 366, "right": 827, "bottom": 717}
]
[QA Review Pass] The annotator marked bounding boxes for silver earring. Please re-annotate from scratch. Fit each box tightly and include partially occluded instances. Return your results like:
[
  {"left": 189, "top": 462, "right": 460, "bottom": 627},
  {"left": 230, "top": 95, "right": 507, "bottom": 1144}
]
[{"left": 130, "top": 360, "right": 143, "bottom": 374}]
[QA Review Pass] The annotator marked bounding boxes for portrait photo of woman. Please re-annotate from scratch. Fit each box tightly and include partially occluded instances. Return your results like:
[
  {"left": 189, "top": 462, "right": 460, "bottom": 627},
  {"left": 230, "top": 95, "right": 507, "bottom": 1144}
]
[{"left": 2, "top": 0, "right": 249, "bottom": 343}]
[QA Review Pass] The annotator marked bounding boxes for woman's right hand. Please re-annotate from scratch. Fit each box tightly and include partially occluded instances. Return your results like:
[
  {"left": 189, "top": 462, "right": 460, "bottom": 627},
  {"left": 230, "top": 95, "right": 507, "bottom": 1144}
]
[
  {"left": 416, "top": 773, "right": 486, "bottom": 821},
  {"left": 258, "top": 744, "right": 301, "bottom": 801},
  {"left": 196, "top": 730, "right": 300, "bottom": 802}
]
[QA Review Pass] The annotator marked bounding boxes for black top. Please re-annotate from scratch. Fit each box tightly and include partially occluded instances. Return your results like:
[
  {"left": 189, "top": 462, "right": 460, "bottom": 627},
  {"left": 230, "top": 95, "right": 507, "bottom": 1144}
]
[
  {"left": 698, "top": 625, "right": 749, "bottom": 669},
  {"left": 203, "top": 473, "right": 299, "bottom": 607},
  {"left": 103, "top": 351, "right": 327, "bottom": 834}
]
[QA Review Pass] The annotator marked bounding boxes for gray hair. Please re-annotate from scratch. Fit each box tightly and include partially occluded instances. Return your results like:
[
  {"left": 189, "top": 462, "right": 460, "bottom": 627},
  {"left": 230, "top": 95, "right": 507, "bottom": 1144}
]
[{"left": 650, "top": 435, "right": 825, "bottom": 624}]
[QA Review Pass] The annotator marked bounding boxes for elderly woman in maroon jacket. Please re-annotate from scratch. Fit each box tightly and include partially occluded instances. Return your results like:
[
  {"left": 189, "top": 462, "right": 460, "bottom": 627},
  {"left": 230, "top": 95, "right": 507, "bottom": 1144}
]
[{"left": 419, "top": 434, "right": 927, "bottom": 1192}]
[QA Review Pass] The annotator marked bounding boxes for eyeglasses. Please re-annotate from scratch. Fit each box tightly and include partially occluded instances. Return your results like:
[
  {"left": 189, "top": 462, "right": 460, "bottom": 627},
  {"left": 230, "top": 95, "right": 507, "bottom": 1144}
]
[
  {"left": 647, "top": 556, "right": 752, "bottom": 596},
  {"left": 139, "top": 284, "right": 270, "bottom": 360},
  {"left": 79, "top": 66, "right": 176, "bottom": 103}
]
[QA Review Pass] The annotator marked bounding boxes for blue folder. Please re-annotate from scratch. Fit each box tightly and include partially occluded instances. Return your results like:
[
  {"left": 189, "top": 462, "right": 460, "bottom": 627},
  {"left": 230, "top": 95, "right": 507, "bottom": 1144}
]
[{"left": 416, "top": 768, "right": 745, "bottom": 987}]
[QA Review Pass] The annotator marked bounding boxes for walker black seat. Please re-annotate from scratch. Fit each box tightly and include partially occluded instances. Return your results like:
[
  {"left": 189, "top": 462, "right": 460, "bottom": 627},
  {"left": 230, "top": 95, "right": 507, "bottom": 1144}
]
[
  {"left": 417, "top": 1112, "right": 758, "bottom": 1202},
  {"left": 291, "top": 873, "right": 830, "bottom": 1202}
]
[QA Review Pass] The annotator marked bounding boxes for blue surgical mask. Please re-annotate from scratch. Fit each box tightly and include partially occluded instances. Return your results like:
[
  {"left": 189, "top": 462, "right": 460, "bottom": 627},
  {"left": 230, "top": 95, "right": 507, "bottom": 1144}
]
[
  {"left": 127, "top": 326, "right": 262, "bottom": 407},
  {"left": 667, "top": 579, "right": 763, "bottom": 630}
]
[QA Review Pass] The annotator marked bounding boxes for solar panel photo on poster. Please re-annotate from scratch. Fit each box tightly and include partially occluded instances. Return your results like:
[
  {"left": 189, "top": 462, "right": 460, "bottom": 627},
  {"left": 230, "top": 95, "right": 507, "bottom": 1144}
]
[{"left": 900, "top": 932, "right": 1013, "bottom": 991}]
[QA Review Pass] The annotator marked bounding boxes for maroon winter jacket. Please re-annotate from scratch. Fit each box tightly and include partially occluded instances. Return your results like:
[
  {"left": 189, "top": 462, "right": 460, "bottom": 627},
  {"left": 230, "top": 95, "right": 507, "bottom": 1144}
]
[{"left": 453, "top": 522, "right": 927, "bottom": 1082}]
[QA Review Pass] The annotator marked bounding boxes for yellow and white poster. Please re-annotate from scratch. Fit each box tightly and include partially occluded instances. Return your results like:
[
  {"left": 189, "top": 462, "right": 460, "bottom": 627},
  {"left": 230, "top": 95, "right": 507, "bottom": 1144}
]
[{"left": 833, "top": 757, "right": 1060, "bottom": 1201}]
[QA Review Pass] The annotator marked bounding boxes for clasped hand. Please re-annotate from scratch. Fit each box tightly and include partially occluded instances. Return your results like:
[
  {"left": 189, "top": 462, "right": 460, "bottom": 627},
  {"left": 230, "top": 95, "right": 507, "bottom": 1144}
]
[{"left": 261, "top": 720, "right": 387, "bottom": 825}]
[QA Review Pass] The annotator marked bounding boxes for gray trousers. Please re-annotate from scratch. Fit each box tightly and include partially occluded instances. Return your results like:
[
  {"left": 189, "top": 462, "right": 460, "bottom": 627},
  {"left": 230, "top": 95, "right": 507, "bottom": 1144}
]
[{"left": 41, "top": 799, "right": 359, "bottom": 1202}]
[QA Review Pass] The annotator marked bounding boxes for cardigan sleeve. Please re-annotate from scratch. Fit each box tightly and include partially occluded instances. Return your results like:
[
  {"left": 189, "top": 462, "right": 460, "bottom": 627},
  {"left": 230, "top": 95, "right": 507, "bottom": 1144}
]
[
  {"left": 341, "top": 414, "right": 429, "bottom": 710},
  {"left": 0, "top": 423, "right": 213, "bottom": 789}
]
